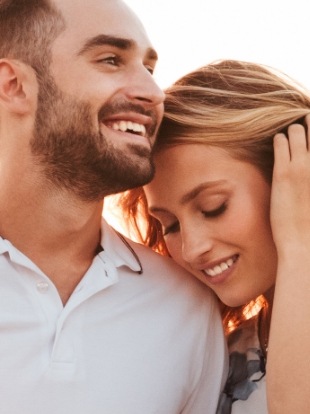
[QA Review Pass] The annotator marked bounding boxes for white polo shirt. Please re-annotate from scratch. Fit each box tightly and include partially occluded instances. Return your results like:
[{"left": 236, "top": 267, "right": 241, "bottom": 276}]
[{"left": 0, "top": 219, "right": 227, "bottom": 414}]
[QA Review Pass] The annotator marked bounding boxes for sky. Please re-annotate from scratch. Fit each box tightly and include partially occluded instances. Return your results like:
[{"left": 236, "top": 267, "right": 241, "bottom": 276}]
[
  {"left": 125, "top": 0, "right": 310, "bottom": 90},
  {"left": 105, "top": 0, "right": 310, "bottom": 231}
]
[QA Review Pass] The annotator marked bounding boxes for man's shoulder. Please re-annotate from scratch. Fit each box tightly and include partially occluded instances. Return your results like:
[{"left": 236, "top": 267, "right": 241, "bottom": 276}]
[
  {"left": 125, "top": 236, "right": 216, "bottom": 302},
  {"left": 126, "top": 235, "right": 188, "bottom": 274},
  {"left": 102, "top": 220, "right": 217, "bottom": 307}
]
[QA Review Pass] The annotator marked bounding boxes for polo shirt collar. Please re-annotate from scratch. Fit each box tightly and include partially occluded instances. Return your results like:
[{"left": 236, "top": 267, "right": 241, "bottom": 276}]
[
  {"left": 0, "top": 237, "right": 10, "bottom": 255},
  {"left": 0, "top": 220, "right": 143, "bottom": 275},
  {"left": 0, "top": 237, "right": 46, "bottom": 275},
  {"left": 99, "top": 219, "right": 143, "bottom": 274}
]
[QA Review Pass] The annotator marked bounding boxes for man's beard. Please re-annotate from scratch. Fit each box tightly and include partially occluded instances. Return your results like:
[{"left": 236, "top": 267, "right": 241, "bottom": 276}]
[{"left": 31, "top": 74, "right": 158, "bottom": 201}]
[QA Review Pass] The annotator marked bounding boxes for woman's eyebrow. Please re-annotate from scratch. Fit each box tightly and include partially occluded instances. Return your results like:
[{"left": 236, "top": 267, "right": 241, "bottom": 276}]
[{"left": 180, "top": 181, "right": 227, "bottom": 205}]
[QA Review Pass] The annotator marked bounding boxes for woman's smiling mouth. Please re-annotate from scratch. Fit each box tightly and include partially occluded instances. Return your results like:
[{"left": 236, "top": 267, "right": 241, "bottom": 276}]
[{"left": 201, "top": 254, "right": 239, "bottom": 278}]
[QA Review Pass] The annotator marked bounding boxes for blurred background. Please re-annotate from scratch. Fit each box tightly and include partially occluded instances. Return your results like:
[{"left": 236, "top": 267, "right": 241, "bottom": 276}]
[{"left": 125, "top": 0, "right": 310, "bottom": 89}]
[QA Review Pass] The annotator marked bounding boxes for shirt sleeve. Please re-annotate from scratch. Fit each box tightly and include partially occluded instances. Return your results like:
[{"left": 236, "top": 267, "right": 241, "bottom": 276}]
[{"left": 181, "top": 289, "right": 229, "bottom": 414}]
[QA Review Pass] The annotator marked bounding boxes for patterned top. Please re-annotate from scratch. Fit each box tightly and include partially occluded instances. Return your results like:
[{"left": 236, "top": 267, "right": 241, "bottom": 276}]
[{"left": 217, "top": 312, "right": 268, "bottom": 413}]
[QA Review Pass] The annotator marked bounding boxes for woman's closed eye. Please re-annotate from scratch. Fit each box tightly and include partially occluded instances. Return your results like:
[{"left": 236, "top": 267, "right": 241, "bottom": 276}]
[
  {"left": 161, "top": 203, "right": 227, "bottom": 236},
  {"left": 202, "top": 202, "right": 227, "bottom": 218},
  {"left": 162, "top": 221, "right": 180, "bottom": 236}
]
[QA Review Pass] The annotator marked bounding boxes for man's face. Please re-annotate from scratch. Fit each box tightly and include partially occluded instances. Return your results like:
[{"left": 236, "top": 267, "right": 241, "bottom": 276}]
[{"left": 32, "top": 0, "right": 164, "bottom": 200}]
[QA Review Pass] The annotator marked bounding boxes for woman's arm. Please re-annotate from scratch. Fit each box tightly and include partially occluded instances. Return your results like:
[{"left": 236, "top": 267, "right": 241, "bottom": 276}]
[{"left": 267, "top": 114, "right": 310, "bottom": 413}]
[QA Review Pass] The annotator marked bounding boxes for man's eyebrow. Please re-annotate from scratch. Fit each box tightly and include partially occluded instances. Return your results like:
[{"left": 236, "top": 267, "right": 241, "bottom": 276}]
[
  {"left": 180, "top": 181, "right": 227, "bottom": 205},
  {"left": 146, "top": 47, "right": 158, "bottom": 61},
  {"left": 78, "top": 34, "right": 134, "bottom": 55},
  {"left": 78, "top": 34, "right": 158, "bottom": 61}
]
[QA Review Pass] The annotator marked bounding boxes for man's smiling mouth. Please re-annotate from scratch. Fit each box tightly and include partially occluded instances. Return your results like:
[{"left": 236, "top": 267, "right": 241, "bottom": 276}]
[{"left": 109, "top": 120, "right": 146, "bottom": 136}]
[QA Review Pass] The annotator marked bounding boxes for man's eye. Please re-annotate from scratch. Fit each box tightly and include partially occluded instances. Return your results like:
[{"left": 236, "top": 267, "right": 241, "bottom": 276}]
[
  {"left": 98, "top": 56, "right": 120, "bottom": 66},
  {"left": 163, "top": 221, "right": 180, "bottom": 236},
  {"left": 145, "top": 65, "right": 154, "bottom": 75}
]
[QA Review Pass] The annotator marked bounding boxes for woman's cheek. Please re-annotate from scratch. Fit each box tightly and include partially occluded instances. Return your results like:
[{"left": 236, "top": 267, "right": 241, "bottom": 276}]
[{"left": 165, "top": 237, "right": 185, "bottom": 267}]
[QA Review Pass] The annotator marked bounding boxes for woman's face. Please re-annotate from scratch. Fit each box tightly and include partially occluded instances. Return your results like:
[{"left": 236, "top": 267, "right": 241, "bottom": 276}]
[{"left": 144, "top": 144, "right": 277, "bottom": 307}]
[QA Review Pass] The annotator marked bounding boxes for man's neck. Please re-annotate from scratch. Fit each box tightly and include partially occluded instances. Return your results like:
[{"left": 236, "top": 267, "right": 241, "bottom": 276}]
[{"left": 0, "top": 181, "right": 104, "bottom": 305}]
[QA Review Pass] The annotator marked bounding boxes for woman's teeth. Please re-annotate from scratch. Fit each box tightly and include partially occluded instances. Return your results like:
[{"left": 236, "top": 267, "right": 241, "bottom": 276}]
[{"left": 204, "top": 257, "right": 235, "bottom": 277}]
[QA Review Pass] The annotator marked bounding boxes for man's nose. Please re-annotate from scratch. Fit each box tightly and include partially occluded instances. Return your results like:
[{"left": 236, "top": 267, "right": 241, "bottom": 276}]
[{"left": 124, "top": 66, "right": 165, "bottom": 107}]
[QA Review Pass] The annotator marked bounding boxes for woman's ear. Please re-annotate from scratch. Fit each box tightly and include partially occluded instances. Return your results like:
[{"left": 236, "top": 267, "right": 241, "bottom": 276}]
[{"left": 0, "top": 59, "right": 36, "bottom": 115}]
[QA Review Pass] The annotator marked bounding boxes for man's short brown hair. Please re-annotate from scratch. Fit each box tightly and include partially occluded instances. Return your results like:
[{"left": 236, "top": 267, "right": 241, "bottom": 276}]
[{"left": 0, "top": 0, "right": 65, "bottom": 76}]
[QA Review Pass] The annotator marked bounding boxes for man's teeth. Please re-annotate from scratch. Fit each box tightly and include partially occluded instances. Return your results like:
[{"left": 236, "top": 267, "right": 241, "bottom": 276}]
[
  {"left": 111, "top": 120, "right": 146, "bottom": 136},
  {"left": 204, "top": 258, "right": 234, "bottom": 277}
]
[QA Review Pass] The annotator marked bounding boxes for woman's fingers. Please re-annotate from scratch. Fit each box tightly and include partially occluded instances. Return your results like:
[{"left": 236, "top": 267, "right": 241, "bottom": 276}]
[
  {"left": 273, "top": 132, "right": 290, "bottom": 173},
  {"left": 287, "top": 123, "right": 308, "bottom": 160},
  {"left": 271, "top": 118, "right": 310, "bottom": 250}
]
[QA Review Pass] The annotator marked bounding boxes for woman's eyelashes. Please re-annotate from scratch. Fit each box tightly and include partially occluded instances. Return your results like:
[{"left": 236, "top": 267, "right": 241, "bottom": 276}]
[
  {"left": 162, "top": 203, "right": 228, "bottom": 236},
  {"left": 162, "top": 221, "right": 180, "bottom": 236},
  {"left": 202, "top": 202, "right": 227, "bottom": 218}
]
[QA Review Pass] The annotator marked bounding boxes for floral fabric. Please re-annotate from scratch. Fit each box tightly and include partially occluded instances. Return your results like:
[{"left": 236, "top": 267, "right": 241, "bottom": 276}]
[{"left": 217, "top": 312, "right": 268, "bottom": 413}]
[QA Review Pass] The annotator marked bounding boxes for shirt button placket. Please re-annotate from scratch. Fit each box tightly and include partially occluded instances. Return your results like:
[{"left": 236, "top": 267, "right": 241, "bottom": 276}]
[{"left": 36, "top": 280, "right": 49, "bottom": 294}]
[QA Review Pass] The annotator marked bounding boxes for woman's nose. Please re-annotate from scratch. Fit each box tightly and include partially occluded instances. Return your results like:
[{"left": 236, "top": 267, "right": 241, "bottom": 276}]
[{"left": 181, "top": 226, "right": 213, "bottom": 264}]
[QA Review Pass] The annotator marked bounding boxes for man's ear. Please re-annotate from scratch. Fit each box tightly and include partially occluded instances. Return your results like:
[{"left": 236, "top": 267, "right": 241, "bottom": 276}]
[{"left": 0, "top": 59, "right": 36, "bottom": 115}]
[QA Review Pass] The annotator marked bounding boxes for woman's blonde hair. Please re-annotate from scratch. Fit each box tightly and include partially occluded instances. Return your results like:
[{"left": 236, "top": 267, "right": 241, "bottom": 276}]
[{"left": 119, "top": 59, "right": 310, "bottom": 331}]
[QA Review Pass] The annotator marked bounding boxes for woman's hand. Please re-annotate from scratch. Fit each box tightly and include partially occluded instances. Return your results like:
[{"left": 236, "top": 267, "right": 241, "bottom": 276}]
[
  {"left": 267, "top": 114, "right": 310, "bottom": 414},
  {"left": 270, "top": 114, "right": 310, "bottom": 256}
]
